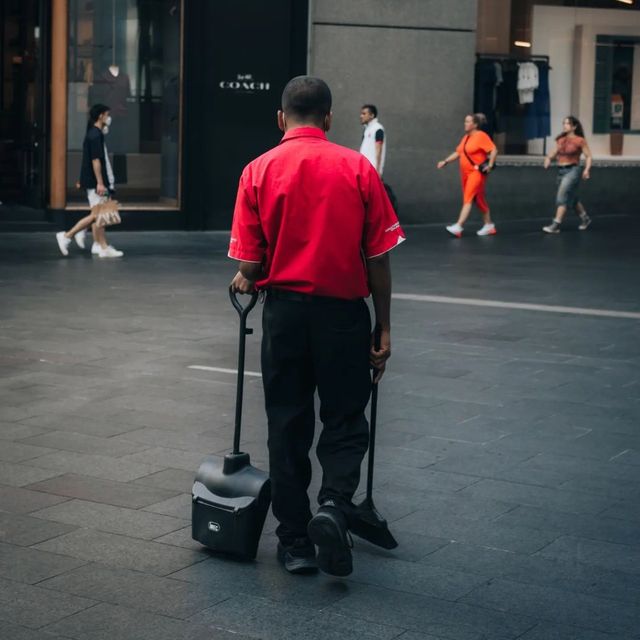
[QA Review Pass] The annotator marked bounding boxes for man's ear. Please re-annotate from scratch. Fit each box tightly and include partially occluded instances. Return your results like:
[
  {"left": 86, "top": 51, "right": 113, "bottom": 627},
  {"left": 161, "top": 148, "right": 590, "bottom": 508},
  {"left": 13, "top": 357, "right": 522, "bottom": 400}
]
[
  {"left": 277, "top": 110, "right": 286, "bottom": 132},
  {"left": 324, "top": 112, "right": 333, "bottom": 133}
]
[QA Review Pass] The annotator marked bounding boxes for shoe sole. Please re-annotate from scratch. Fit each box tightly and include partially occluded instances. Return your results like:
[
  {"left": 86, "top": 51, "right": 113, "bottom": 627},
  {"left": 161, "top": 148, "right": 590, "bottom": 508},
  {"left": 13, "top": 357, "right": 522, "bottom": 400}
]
[
  {"left": 542, "top": 228, "right": 560, "bottom": 234},
  {"left": 446, "top": 230, "right": 462, "bottom": 238},
  {"left": 277, "top": 550, "right": 318, "bottom": 575},
  {"left": 307, "top": 513, "right": 352, "bottom": 577},
  {"left": 579, "top": 221, "right": 591, "bottom": 230},
  {"left": 477, "top": 229, "right": 497, "bottom": 236}
]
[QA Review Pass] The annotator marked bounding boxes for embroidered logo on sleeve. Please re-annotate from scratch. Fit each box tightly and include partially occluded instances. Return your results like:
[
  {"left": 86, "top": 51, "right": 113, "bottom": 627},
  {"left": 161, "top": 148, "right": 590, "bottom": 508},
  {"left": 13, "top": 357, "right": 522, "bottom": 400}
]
[{"left": 385, "top": 222, "right": 400, "bottom": 233}]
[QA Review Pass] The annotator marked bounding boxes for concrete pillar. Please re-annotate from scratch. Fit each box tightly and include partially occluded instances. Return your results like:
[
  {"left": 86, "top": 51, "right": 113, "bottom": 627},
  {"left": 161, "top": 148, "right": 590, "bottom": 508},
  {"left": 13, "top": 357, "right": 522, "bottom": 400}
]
[
  {"left": 310, "top": 0, "right": 478, "bottom": 223},
  {"left": 50, "top": 0, "right": 68, "bottom": 209}
]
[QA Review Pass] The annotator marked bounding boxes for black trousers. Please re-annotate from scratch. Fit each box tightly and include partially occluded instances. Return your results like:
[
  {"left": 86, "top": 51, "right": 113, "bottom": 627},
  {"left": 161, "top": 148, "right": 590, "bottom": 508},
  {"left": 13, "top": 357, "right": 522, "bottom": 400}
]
[{"left": 261, "top": 290, "right": 372, "bottom": 543}]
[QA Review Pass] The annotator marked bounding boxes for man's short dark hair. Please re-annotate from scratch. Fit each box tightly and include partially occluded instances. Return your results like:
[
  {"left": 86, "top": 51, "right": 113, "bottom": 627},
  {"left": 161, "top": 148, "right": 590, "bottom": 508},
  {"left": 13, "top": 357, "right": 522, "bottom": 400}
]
[
  {"left": 281, "top": 76, "right": 332, "bottom": 124},
  {"left": 362, "top": 104, "right": 378, "bottom": 118}
]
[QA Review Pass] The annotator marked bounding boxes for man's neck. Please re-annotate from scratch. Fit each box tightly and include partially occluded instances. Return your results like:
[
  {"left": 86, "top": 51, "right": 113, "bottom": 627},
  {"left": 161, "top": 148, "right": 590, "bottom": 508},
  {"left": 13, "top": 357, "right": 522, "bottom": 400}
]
[{"left": 284, "top": 122, "right": 324, "bottom": 133}]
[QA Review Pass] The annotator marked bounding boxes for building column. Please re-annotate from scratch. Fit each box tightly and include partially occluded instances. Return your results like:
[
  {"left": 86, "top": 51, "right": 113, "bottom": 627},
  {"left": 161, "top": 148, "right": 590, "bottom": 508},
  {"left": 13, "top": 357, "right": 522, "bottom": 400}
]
[{"left": 50, "top": 0, "right": 67, "bottom": 209}]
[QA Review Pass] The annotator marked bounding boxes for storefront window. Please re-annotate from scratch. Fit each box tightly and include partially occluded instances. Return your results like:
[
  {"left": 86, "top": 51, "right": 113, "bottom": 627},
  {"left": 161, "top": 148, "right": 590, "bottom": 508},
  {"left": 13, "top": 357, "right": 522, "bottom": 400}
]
[
  {"left": 66, "top": 0, "right": 182, "bottom": 207},
  {"left": 475, "top": 0, "right": 640, "bottom": 157}
]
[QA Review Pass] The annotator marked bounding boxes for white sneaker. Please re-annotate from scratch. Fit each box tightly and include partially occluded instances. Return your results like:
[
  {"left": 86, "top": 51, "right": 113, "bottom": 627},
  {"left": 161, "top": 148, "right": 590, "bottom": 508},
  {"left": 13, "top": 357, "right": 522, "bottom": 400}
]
[
  {"left": 91, "top": 242, "right": 101, "bottom": 255},
  {"left": 578, "top": 215, "right": 592, "bottom": 231},
  {"left": 56, "top": 232, "right": 71, "bottom": 256},
  {"left": 75, "top": 229, "right": 87, "bottom": 249},
  {"left": 98, "top": 245, "right": 123, "bottom": 258},
  {"left": 446, "top": 223, "right": 463, "bottom": 238},
  {"left": 543, "top": 221, "right": 561, "bottom": 234},
  {"left": 477, "top": 223, "right": 497, "bottom": 236}
]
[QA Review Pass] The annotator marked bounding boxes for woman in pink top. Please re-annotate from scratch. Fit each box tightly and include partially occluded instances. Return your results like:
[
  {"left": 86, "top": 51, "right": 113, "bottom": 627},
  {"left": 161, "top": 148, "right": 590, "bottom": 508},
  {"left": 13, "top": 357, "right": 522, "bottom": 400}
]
[{"left": 542, "top": 116, "right": 593, "bottom": 234}]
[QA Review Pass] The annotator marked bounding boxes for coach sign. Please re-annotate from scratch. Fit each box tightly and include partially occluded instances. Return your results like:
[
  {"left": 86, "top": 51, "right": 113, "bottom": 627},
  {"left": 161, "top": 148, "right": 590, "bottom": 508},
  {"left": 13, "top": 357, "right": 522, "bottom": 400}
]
[{"left": 218, "top": 74, "right": 271, "bottom": 93}]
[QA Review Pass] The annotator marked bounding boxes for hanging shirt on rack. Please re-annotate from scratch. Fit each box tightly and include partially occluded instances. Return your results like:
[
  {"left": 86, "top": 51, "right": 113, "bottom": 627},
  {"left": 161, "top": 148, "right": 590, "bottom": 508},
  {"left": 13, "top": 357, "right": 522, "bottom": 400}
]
[{"left": 517, "top": 62, "right": 539, "bottom": 104}]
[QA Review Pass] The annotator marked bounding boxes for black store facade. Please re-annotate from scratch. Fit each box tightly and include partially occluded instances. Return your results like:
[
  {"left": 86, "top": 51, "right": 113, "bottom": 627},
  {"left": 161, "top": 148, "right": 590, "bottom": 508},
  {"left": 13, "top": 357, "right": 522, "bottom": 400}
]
[{"left": 0, "top": 0, "right": 308, "bottom": 230}]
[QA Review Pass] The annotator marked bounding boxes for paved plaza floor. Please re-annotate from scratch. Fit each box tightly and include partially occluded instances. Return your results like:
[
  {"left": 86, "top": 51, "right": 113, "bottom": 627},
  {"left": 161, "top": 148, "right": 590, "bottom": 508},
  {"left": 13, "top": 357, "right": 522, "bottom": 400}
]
[{"left": 0, "top": 216, "right": 639, "bottom": 640}]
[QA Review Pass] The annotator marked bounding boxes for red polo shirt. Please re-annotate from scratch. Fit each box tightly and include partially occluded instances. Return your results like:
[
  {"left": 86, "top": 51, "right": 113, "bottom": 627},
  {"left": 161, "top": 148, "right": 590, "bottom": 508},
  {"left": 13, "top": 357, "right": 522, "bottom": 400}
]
[{"left": 228, "top": 127, "right": 405, "bottom": 299}]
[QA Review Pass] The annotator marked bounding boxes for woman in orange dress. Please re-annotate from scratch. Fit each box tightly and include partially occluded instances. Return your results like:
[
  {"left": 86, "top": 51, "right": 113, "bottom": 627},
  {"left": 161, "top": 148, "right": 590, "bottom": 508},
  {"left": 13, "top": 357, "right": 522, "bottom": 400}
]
[{"left": 437, "top": 113, "right": 498, "bottom": 238}]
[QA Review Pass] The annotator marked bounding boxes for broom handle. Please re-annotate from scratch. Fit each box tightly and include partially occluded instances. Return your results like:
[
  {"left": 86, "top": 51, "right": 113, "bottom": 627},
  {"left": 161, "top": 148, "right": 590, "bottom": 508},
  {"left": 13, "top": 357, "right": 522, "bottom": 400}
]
[
  {"left": 229, "top": 288, "right": 259, "bottom": 455},
  {"left": 366, "top": 323, "right": 382, "bottom": 502}
]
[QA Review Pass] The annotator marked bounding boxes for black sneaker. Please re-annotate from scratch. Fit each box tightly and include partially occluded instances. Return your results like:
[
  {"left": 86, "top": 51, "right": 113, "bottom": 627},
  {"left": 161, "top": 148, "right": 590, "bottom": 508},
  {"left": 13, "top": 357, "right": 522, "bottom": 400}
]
[
  {"left": 277, "top": 537, "right": 318, "bottom": 575},
  {"left": 307, "top": 504, "right": 353, "bottom": 577}
]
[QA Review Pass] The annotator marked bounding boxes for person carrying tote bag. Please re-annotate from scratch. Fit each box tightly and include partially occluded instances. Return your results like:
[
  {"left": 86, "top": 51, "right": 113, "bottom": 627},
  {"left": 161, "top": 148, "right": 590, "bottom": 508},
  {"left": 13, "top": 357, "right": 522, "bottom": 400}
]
[{"left": 55, "top": 104, "right": 124, "bottom": 258}]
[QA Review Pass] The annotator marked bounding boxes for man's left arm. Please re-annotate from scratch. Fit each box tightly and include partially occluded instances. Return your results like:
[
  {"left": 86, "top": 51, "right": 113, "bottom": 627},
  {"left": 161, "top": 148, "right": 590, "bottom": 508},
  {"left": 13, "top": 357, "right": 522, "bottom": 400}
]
[{"left": 375, "top": 129, "right": 384, "bottom": 175}]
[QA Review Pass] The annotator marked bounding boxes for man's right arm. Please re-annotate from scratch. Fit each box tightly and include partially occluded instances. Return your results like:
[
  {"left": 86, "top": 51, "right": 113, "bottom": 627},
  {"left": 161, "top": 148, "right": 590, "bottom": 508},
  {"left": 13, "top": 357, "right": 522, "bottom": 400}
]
[{"left": 92, "top": 158, "right": 106, "bottom": 195}]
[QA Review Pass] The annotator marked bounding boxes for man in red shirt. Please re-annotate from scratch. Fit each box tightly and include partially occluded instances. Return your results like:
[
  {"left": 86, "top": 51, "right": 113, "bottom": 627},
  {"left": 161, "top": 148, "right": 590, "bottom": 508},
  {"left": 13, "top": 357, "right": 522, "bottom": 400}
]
[{"left": 229, "top": 76, "right": 405, "bottom": 577}]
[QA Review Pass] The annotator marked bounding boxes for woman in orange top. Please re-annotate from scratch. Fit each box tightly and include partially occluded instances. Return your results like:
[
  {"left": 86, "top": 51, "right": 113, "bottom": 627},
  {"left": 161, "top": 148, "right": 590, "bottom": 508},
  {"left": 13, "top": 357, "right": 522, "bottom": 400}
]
[
  {"left": 542, "top": 116, "right": 593, "bottom": 233},
  {"left": 437, "top": 113, "right": 498, "bottom": 237}
]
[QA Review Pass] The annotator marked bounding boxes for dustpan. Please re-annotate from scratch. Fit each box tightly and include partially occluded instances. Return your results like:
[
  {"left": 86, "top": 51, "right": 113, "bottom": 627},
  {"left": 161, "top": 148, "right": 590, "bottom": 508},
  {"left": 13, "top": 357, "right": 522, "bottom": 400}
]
[{"left": 191, "top": 288, "right": 271, "bottom": 560}]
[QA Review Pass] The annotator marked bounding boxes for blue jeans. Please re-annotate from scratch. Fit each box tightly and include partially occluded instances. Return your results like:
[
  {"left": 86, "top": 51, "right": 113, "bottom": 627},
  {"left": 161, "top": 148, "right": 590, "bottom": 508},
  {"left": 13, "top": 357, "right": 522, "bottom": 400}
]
[{"left": 556, "top": 165, "right": 581, "bottom": 208}]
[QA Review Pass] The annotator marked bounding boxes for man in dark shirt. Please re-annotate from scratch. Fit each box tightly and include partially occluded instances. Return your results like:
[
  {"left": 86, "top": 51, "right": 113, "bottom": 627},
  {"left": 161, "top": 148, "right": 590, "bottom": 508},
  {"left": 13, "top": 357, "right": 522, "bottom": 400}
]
[
  {"left": 56, "top": 104, "right": 123, "bottom": 258},
  {"left": 229, "top": 77, "right": 405, "bottom": 576}
]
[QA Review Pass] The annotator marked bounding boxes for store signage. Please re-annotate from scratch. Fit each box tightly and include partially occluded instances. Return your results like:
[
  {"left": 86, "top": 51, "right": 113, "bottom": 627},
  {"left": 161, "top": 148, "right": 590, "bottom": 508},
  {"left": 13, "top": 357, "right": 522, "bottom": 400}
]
[{"left": 218, "top": 74, "right": 271, "bottom": 93}]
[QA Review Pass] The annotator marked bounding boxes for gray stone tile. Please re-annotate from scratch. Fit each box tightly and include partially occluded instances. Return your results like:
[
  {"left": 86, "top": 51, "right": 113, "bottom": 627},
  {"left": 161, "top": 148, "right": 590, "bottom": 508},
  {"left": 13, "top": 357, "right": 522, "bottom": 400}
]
[
  {"left": 143, "top": 494, "right": 191, "bottom": 520},
  {"left": 347, "top": 555, "right": 487, "bottom": 601},
  {"left": 153, "top": 526, "right": 202, "bottom": 551},
  {"left": 34, "top": 528, "right": 207, "bottom": 576},
  {"left": 331, "top": 585, "right": 533, "bottom": 640},
  {"left": 0, "top": 423, "right": 50, "bottom": 441},
  {"left": 19, "top": 431, "right": 151, "bottom": 457},
  {"left": 518, "top": 622, "right": 632, "bottom": 640},
  {"left": 170, "top": 556, "right": 353, "bottom": 609},
  {"left": 0, "top": 621, "right": 73, "bottom": 640},
  {"left": 120, "top": 447, "right": 210, "bottom": 472},
  {"left": 18, "top": 413, "right": 138, "bottom": 437},
  {"left": 0, "top": 512, "right": 76, "bottom": 546},
  {"left": 421, "top": 541, "right": 640, "bottom": 605},
  {"left": 0, "top": 541, "right": 86, "bottom": 584},
  {"left": 394, "top": 634, "right": 449, "bottom": 640},
  {"left": 536, "top": 536, "right": 640, "bottom": 574},
  {"left": 460, "top": 578, "right": 640, "bottom": 636},
  {"left": 393, "top": 509, "right": 556, "bottom": 554},
  {"left": 188, "top": 594, "right": 326, "bottom": 639},
  {"left": 44, "top": 602, "right": 250, "bottom": 640},
  {"left": 279, "top": 611, "right": 404, "bottom": 640},
  {"left": 494, "top": 505, "right": 638, "bottom": 546},
  {"left": 32, "top": 499, "right": 188, "bottom": 540},
  {"left": 29, "top": 451, "right": 163, "bottom": 482},
  {"left": 457, "top": 478, "right": 616, "bottom": 515},
  {"left": 0, "top": 485, "right": 70, "bottom": 514},
  {"left": 0, "top": 462, "right": 63, "bottom": 487},
  {"left": 26, "top": 473, "right": 180, "bottom": 509},
  {"left": 40, "top": 563, "right": 229, "bottom": 619},
  {"left": 133, "top": 468, "right": 196, "bottom": 492},
  {"left": 600, "top": 501, "right": 640, "bottom": 523},
  {"left": 111, "top": 427, "right": 228, "bottom": 453},
  {"left": 0, "top": 576, "right": 96, "bottom": 629}
]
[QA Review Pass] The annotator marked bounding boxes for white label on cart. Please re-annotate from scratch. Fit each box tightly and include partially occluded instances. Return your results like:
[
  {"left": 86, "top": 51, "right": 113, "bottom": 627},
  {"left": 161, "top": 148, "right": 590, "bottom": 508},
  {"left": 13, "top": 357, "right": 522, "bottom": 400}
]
[{"left": 208, "top": 522, "right": 221, "bottom": 533}]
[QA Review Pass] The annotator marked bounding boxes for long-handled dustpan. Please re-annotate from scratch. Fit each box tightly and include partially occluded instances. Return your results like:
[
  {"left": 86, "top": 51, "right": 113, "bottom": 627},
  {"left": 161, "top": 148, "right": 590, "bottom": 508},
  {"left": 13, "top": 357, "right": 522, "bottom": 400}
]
[
  {"left": 191, "top": 288, "right": 271, "bottom": 560},
  {"left": 350, "top": 325, "right": 398, "bottom": 550}
]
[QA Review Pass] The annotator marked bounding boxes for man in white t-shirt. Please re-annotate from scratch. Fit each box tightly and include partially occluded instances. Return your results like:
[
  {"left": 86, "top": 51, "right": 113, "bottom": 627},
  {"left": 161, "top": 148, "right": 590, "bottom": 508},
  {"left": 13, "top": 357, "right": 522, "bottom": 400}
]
[{"left": 359, "top": 104, "right": 386, "bottom": 176}]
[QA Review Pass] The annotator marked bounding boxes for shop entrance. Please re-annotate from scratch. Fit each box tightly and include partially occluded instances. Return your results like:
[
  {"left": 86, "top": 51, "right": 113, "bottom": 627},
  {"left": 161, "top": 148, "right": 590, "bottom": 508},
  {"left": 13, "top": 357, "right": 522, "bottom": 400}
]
[{"left": 0, "top": 0, "right": 48, "bottom": 209}]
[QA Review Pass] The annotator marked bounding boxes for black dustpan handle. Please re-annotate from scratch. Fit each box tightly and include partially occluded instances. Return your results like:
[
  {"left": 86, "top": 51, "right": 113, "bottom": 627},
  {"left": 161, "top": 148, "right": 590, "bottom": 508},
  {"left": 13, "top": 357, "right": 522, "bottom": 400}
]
[
  {"left": 229, "top": 287, "right": 259, "bottom": 454},
  {"left": 366, "top": 323, "right": 382, "bottom": 502}
]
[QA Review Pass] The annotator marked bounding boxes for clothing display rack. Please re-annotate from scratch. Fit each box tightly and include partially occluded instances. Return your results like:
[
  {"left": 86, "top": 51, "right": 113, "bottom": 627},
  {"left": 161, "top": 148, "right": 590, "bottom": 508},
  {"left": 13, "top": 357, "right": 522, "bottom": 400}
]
[
  {"left": 475, "top": 54, "right": 552, "bottom": 155},
  {"left": 476, "top": 54, "right": 551, "bottom": 67}
]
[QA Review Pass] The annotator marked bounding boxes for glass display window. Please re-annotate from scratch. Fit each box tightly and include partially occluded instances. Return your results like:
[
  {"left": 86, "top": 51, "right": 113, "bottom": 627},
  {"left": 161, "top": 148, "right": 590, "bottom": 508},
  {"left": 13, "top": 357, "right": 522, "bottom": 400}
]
[{"left": 66, "top": 0, "right": 182, "bottom": 207}]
